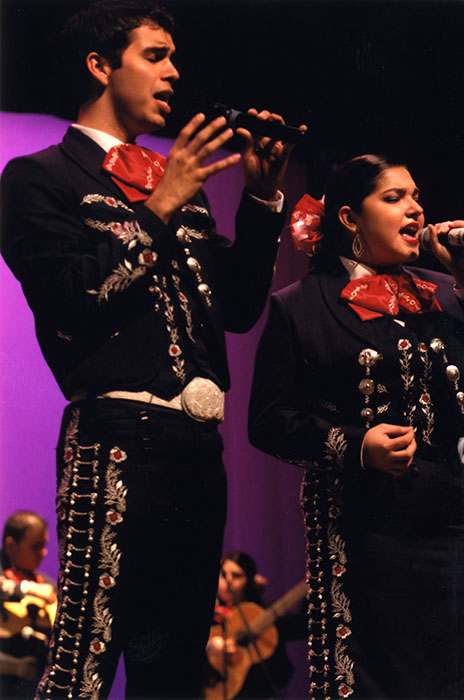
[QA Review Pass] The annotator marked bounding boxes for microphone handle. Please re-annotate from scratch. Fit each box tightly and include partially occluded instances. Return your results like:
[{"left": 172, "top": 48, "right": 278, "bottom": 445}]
[
  {"left": 214, "top": 104, "right": 306, "bottom": 144},
  {"left": 419, "top": 227, "right": 464, "bottom": 250}
]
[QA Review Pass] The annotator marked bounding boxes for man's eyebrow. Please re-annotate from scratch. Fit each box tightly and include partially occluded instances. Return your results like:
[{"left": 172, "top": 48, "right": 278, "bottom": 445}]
[{"left": 143, "top": 45, "right": 175, "bottom": 56}]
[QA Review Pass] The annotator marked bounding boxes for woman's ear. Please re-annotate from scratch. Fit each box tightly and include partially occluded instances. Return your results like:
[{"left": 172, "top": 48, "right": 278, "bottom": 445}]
[
  {"left": 338, "top": 205, "right": 358, "bottom": 235},
  {"left": 85, "top": 52, "right": 112, "bottom": 88}
]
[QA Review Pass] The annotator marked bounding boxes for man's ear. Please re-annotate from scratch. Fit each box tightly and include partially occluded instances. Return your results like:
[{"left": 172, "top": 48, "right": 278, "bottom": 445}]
[
  {"left": 4, "top": 535, "right": 16, "bottom": 556},
  {"left": 338, "top": 205, "right": 358, "bottom": 235},
  {"left": 85, "top": 52, "right": 112, "bottom": 88}
]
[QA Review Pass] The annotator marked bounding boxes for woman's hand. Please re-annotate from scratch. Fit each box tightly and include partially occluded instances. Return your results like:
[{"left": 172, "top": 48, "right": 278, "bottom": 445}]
[
  {"left": 427, "top": 220, "right": 464, "bottom": 288},
  {"left": 362, "top": 423, "right": 416, "bottom": 476}
]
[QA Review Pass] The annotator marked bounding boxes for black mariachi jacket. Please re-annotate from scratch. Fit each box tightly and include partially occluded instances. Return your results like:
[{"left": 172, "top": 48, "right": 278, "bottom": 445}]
[
  {"left": 1, "top": 127, "right": 285, "bottom": 400},
  {"left": 248, "top": 259, "right": 464, "bottom": 475}
]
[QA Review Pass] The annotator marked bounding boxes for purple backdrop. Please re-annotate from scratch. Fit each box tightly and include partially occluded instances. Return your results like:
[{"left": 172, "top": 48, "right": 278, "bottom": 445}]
[{"left": 0, "top": 111, "right": 309, "bottom": 697}]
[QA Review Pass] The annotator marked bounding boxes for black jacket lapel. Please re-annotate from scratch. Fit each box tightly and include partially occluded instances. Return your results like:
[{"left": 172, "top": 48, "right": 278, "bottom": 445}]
[{"left": 59, "top": 127, "right": 131, "bottom": 201}]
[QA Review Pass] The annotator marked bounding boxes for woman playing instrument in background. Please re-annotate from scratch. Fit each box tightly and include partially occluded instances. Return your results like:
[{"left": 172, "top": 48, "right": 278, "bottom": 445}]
[
  {"left": 249, "top": 154, "right": 464, "bottom": 699},
  {"left": 205, "top": 551, "right": 306, "bottom": 700},
  {"left": 0, "top": 511, "right": 56, "bottom": 698}
]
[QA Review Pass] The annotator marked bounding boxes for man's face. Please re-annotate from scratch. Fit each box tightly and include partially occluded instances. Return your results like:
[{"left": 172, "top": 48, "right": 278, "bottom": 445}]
[
  {"left": 105, "top": 23, "right": 179, "bottom": 139},
  {"left": 6, "top": 524, "right": 48, "bottom": 576}
]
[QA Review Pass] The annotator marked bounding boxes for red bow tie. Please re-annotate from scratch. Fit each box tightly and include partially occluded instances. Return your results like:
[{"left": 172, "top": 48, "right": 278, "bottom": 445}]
[
  {"left": 340, "top": 272, "right": 442, "bottom": 321},
  {"left": 102, "top": 144, "right": 167, "bottom": 202}
]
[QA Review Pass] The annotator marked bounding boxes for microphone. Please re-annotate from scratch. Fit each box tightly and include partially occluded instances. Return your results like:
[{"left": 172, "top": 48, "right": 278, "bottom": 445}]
[
  {"left": 212, "top": 103, "right": 307, "bottom": 144},
  {"left": 21, "top": 626, "right": 49, "bottom": 645},
  {"left": 418, "top": 227, "right": 464, "bottom": 250}
]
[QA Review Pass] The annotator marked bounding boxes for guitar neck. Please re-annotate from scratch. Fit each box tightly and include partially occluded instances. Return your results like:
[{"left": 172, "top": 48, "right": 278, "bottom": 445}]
[{"left": 242, "top": 580, "right": 307, "bottom": 639}]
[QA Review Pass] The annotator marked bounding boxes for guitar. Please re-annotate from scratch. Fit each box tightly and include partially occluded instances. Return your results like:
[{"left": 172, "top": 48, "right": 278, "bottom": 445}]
[
  {"left": 0, "top": 593, "right": 57, "bottom": 641},
  {"left": 204, "top": 579, "right": 307, "bottom": 700}
]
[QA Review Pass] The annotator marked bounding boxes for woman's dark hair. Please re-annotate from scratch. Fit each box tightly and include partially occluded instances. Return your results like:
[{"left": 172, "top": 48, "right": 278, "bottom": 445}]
[
  {"left": 61, "top": 0, "right": 175, "bottom": 106},
  {"left": 1, "top": 511, "right": 47, "bottom": 570},
  {"left": 222, "top": 551, "right": 263, "bottom": 605},
  {"left": 315, "top": 153, "right": 406, "bottom": 268}
]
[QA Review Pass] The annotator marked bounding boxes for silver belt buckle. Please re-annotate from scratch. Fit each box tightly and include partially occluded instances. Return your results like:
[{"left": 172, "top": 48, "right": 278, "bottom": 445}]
[{"left": 181, "top": 377, "right": 224, "bottom": 422}]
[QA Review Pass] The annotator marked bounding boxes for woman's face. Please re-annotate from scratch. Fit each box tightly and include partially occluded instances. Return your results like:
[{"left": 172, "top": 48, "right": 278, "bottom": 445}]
[
  {"left": 217, "top": 559, "right": 248, "bottom": 606},
  {"left": 348, "top": 166, "right": 424, "bottom": 267}
]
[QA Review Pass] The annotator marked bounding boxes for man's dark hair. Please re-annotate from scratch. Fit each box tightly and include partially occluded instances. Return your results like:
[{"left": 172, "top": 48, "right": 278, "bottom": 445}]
[{"left": 62, "top": 0, "right": 175, "bottom": 106}]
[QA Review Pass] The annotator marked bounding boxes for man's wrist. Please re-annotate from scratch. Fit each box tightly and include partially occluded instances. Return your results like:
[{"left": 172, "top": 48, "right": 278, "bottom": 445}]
[{"left": 246, "top": 189, "right": 284, "bottom": 213}]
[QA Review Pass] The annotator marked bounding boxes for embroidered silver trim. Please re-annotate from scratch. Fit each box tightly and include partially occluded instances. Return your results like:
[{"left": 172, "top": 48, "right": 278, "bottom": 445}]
[
  {"left": 302, "top": 427, "right": 354, "bottom": 699},
  {"left": 81, "top": 194, "right": 134, "bottom": 213},
  {"left": 172, "top": 272, "right": 195, "bottom": 342},
  {"left": 87, "top": 260, "right": 146, "bottom": 302},
  {"left": 161, "top": 281, "right": 186, "bottom": 384},
  {"left": 180, "top": 204, "right": 209, "bottom": 216},
  {"left": 84, "top": 218, "right": 152, "bottom": 247}
]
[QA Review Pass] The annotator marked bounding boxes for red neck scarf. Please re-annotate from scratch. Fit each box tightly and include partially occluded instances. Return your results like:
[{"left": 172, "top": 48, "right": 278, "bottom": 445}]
[
  {"left": 102, "top": 144, "right": 167, "bottom": 202},
  {"left": 4, "top": 567, "right": 43, "bottom": 584},
  {"left": 340, "top": 271, "right": 442, "bottom": 321}
]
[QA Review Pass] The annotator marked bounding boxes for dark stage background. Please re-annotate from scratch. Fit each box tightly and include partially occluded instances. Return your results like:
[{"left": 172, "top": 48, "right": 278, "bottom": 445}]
[{"left": 1, "top": 0, "right": 464, "bottom": 697}]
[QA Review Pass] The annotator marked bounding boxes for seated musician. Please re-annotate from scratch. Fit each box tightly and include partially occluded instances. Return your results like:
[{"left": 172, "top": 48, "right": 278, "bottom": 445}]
[
  {"left": 0, "top": 511, "right": 56, "bottom": 697},
  {"left": 205, "top": 551, "right": 300, "bottom": 700}
]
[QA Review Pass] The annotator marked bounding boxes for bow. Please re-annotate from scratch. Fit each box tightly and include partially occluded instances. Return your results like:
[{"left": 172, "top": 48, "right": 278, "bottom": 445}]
[
  {"left": 340, "top": 272, "right": 442, "bottom": 321},
  {"left": 102, "top": 144, "right": 167, "bottom": 202}
]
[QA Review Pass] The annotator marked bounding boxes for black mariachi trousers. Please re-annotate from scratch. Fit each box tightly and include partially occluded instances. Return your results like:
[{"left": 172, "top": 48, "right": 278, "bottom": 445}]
[{"left": 36, "top": 398, "right": 227, "bottom": 699}]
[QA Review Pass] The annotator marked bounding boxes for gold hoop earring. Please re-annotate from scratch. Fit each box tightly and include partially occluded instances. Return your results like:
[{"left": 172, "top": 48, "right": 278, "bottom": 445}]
[{"left": 352, "top": 232, "right": 364, "bottom": 259}]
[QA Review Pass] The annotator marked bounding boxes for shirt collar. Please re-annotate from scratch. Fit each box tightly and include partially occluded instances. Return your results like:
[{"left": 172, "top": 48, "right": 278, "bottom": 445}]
[
  {"left": 71, "top": 124, "right": 127, "bottom": 153},
  {"left": 340, "top": 255, "right": 377, "bottom": 280}
]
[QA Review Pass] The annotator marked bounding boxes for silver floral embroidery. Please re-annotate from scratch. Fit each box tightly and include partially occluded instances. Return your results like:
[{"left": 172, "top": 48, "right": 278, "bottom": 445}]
[
  {"left": 418, "top": 343, "right": 434, "bottom": 444},
  {"left": 98, "top": 524, "right": 121, "bottom": 579},
  {"left": 331, "top": 577, "right": 352, "bottom": 622},
  {"left": 84, "top": 218, "right": 152, "bottom": 247},
  {"left": 398, "top": 338, "right": 416, "bottom": 426},
  {"left": 377, "top": 403, "right": 391, "bottom": 414},
  {"left": 80, "top": 655, "right": 103, "bottom": 699},
  {"left": 323, "top": 428, "right": 347, "bottom": 467},
  {"left": 91, "top": 589, "right": 113, "bottom": 643},
  {"left": 87, "top": 260, "right": 146, "bottom": 302},
  {"left": 301, "top": 427, "right": 355, "bottom": 699},
  {"left": 172, "top": 272, "right": 195, "bottom": 342},
  {"left": 335, "top": 641, "right": 355, "bottom": 692},
  {"left": 81, "top": 194, "right": 134, "bottom": 213},
  {"left": 56, "top": 409, "right": 80, "bottom": 518},
  {"left": 161, "top": 282, "right": 186, "bottom": 384},
  {"left": 181, "top": 203, "right": 209, "bottom": 216},
  {"left": 180, "top": 225, "right": 209, "bottom": 240},
  {"left": 104, "top": 463, "right": 128, "bottom": 513},
  {"left": 79, "top": 448, "right": 127, "bottom": 699}
]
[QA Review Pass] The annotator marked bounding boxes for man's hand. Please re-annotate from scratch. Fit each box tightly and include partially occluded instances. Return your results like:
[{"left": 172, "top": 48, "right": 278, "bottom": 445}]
[
  {"left": 207, "top": 635, "right": 237, "bottom": 657},
  {"left": 144, "top": 113, "right": 241, "bottom": 224},
  {"left": 237, "top": 108, "right": 307, "bottom": 201},
  {"left": 24, "top": 581, "right": 57, "bottom": 605},
  {"left": 362, "top": 423, "right": 417, "bottom": 476},
  {"left": 427, "top": 220, "right": 464, "bottom": 288}
]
